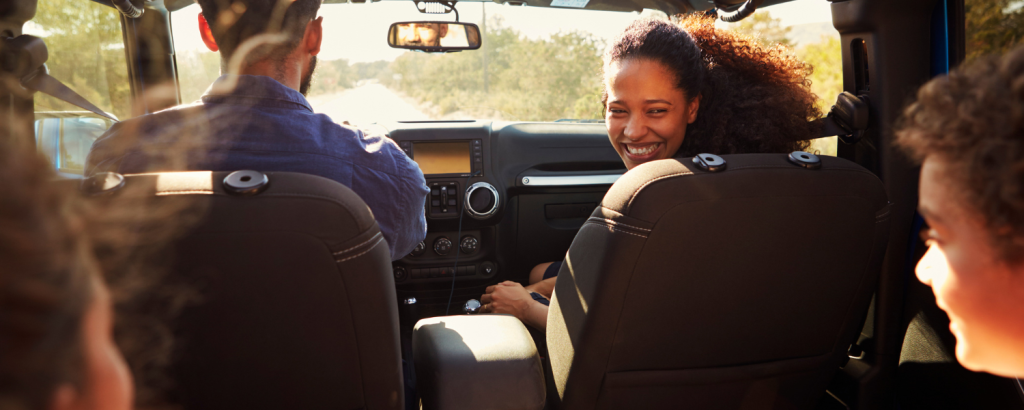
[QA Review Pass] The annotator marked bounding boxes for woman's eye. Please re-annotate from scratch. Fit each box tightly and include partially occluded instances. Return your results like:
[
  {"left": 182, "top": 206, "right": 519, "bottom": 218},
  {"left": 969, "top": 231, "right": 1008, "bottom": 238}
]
[
  {"left": 608, "top": 109, "right": 626, "bottom": 114},
  {"left": 648, "top": 109, "right": 666, "bottom": 114}
]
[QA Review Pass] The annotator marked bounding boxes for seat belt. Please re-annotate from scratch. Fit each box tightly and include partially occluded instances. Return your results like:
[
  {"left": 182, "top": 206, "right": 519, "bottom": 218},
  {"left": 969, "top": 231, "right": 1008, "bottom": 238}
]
[
  {"left": 1, "top": 35, "right": 119, "bottom": 122},
  {"left": 813, "top": 92, "right": 870, "bottom": 144}
]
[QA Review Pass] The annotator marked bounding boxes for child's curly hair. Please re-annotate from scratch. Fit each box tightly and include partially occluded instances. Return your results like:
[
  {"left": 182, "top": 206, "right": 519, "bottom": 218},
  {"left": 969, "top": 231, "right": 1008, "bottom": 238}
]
[
  {"left": 604, "top": 14, "right": 822, "bottom": 156},
  {"left": 897, "top": 45, "right": 1024, "bottom": 262},
  {"left": 0, "top": 141, "right": 202, "bottom": 410}
]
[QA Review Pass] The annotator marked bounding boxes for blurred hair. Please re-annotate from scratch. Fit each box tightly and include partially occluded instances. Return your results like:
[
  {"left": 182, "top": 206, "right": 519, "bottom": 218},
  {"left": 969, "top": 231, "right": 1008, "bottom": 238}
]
[
  {"left": 0, "top": 139, "right": 203, "bottom": 410},
  {"left": 0, "top": 98, "right": 211, "bottom": 409},
  {"left": 0, "top": 146, "right": 95, "bottom": 410},
  {"left": 896, "top": 45, "right": 1024, "bottom": 263},
  {"left": 603, "top": 15, "right": 820, "bottom": 156},
  {"left": 196, "top": 0, "right": 321, "bottom": 66}
]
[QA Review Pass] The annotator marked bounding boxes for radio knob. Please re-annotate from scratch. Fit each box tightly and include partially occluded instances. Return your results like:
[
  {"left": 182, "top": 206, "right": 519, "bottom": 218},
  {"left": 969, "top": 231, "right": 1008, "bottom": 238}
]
[
  {"left": 434, "top": 237, "right": 452, "bottom": 256},
  {"left": 465, "top": 182, "right": 499, "bottom": 218}
]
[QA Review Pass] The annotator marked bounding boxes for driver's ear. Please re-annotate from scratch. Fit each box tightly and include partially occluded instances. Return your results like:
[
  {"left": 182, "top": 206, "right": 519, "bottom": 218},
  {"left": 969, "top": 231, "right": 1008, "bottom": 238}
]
[
  {"left": 303, "top": 16, "right": 323, "bottom": 56},
  {"left": 198, "top": 13, "right": 219, "bottom": 52}
]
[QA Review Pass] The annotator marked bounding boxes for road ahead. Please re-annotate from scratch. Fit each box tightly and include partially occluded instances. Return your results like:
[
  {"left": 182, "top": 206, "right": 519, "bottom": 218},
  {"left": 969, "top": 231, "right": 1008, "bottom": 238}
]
[{"left": 308, "top": 82, "right": 431, "bottom": 127}]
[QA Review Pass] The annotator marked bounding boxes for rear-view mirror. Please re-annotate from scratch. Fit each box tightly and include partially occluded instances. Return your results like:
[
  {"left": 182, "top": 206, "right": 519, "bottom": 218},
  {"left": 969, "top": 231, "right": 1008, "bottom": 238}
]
[{"left": 388, "top": 21, "right": 481, "bottom": 52}]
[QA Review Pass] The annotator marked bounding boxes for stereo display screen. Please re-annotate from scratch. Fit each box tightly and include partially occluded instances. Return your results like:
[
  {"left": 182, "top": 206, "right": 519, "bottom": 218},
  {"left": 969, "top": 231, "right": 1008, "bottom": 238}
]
[{"left": 412, "top": 142, "right": 471, "bottom": 175}]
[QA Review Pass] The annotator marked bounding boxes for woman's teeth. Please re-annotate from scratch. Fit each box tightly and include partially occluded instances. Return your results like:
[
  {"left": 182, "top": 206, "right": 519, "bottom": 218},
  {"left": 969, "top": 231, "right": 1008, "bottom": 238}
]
[{"left": 626, "top": 143, "right": 659, "bottom": 156}]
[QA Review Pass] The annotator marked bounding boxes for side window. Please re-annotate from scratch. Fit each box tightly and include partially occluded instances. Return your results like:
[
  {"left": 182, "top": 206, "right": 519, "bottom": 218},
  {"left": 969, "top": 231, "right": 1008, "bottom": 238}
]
[
  {"left": 719, "top": 0, "right": 841, "bottom": 156},
  {"left": 965, "top": 0, "right": 1024, "bottom": 62},
  {"left": 27, "top": 0, "right": 129, "bottom": 175}
]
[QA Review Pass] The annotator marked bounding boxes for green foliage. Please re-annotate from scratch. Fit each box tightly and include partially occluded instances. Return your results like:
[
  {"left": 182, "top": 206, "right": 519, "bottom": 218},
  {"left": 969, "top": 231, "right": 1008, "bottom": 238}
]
[
  {"left": 965, "top": 0, "right": 1024, "bottom": 62},
  {"left": 731, "top": 11, "right": 793, "bottom": 47},
  {"left": 797, "top": 36, "right": 843, "bottom": 113},
  {"left": 308, "top": 59, "right": 354, "bottom": 96},
  {"left": 32, "top": 0, "right": 130, "bottom": 119},
  {"left": 385, "top": 18, "right": 605, "bottom": 121},
  {"left": 796, "top": 36, "right": 842, "bottom": 156}
]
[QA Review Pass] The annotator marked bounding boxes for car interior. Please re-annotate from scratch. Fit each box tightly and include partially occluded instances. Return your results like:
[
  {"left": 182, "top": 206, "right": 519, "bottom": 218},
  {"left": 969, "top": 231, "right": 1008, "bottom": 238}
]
[{"left": 3, "top": 0, "right": 1024, "bottom": 409}]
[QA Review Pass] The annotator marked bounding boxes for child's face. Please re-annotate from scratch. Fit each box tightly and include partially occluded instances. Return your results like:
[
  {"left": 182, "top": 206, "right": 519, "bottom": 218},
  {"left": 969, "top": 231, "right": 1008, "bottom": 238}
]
[
  {"left": 916, "top": 155, "right": 1024, "bottom": 377},
  {"left": 51, "top": 277, "right": 134, "bottom": 410}
]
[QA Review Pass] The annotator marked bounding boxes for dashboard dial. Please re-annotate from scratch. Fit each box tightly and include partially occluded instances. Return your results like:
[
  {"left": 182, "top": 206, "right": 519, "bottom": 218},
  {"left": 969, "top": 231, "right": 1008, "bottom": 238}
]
[
  {"left": 434, "top": 237, "right": 452, "bottom": 256},
  {"left": 411, "top": 241, "right": 427, "bottom": 257},
  {"left": 460, "top": 236, "right": 479, "bottom": 254}
]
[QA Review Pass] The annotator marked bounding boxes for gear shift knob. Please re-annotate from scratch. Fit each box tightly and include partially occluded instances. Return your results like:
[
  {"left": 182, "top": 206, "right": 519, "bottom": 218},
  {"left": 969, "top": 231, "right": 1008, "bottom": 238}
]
[{"left": 464, "top": 299, "right": 481, "bottom": 314}]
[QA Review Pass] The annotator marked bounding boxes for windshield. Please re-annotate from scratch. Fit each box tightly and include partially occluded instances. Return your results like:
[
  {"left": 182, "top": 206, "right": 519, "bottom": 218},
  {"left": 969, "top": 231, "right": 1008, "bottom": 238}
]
[{"left": 171, "top": 1, "right": 839, "bottom": 131}]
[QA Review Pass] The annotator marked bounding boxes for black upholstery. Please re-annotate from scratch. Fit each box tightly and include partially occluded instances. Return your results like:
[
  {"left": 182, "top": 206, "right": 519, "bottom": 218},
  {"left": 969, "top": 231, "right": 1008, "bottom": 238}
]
[
  {"left": 546, "top": 154, "right": 891, "bottom": 409},
  {"left": 100, "top": 171, "right": 403, "bottom": 410}
]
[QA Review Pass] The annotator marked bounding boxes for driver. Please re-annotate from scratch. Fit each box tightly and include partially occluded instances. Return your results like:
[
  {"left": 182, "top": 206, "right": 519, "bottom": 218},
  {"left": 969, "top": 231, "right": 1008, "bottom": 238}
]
[
  {"left": 86, "top": 0, "right": 429, "bottom": 261},
  {"left": 396, "top": 23, "right": 449, "bottom": 47},
  {"left": 480, "top": 16, "right": 824, "bottom": 329}
]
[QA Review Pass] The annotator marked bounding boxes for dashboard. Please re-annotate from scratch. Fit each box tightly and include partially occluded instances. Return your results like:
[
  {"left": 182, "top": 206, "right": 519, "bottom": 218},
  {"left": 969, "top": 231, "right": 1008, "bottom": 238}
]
[{"left": 381, "top": 120, "right": 627, "bottom": 314}]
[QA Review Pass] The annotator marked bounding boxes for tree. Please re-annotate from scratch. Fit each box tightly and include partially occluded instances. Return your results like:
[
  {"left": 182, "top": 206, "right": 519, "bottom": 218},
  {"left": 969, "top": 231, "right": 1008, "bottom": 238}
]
[
  {"left": 797, "top": 36, "right": 843, "bottom": 112},
  {"left": 731, "top": 11, "right": 792, "bottom": 47},
  {"left": 385, "top": 17, "right": 605, "bottom": 121},
  {"left": 797, "top": 36, "right": 842, "bottom": 156},
  {"left": 31, "top": 0, "right": 131, "bottom": 119},
  {"left": 965, "top": 0, "right": 1024, "bottom": 62}
]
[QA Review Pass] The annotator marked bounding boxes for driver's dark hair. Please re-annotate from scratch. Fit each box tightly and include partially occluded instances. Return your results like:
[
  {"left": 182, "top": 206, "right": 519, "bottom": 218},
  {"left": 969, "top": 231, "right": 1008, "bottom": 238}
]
[
  {"left": 604, "top": 15, "right": 820, "bottom": 156},
  {"left": 195, "top": 0, "right": 321, "bottom": 64}
]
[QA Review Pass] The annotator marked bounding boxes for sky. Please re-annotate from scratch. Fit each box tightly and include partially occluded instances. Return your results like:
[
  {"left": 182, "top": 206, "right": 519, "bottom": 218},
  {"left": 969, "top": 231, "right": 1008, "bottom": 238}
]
[{"left": 170, "top": 0, "right": 834, "bottom": 63}]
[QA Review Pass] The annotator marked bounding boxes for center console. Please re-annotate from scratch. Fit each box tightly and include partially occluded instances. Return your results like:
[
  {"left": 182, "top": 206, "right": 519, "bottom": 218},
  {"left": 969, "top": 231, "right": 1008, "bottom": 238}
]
[{"left": 390, "top": 124, "right": 503, "bottom": 286}]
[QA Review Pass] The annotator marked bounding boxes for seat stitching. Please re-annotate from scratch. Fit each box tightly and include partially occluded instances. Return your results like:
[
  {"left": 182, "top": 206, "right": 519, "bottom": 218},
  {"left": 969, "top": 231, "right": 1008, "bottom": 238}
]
[
  {"left": 261, "top": 192, "right": 359, "bottom": 219},
  {"left": 333, "top": 232, "right": 383, "bottom": 256},
  {"left": 585, "top": 222, "right": 647, "bottom": 238},
  {"left": 335, "top": 236, "right": 385, "bottom": 263},
  {"left": 624, "top": 167, "right": 882, "bottom": 213},
  {"left": 589, "top": 217, "right": 651, "bottom": 230},
  {"left": 154, "top": 190, "right": 215, "bottom": 195},
  {"left": 626, "top": 172, "right": 692, "bottom": 212}
]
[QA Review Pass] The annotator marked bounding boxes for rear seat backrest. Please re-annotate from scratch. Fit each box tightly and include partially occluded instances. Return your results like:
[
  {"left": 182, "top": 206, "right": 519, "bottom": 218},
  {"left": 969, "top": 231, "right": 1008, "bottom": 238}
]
[{"left": 547, "top": 154, "right": 891, "bottom": 410}]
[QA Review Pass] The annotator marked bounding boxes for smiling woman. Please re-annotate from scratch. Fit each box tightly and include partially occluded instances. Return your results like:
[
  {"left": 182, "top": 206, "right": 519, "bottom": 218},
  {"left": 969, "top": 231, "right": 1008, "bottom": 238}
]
[{"left": 603, "top": 15, "right": 820, "bottom": 169}]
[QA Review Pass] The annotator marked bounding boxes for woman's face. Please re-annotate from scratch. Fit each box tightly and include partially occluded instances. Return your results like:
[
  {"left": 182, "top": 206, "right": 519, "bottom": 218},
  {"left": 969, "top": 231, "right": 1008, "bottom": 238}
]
[
  {"left": 51, "top": 277, "right": 134, "bottom": 410},
  {"left": 605, "top": 59, "right": 700, "bottom": 170},
  {"left": 916, "top": 156, "right": 1024, "bottom": 377}
]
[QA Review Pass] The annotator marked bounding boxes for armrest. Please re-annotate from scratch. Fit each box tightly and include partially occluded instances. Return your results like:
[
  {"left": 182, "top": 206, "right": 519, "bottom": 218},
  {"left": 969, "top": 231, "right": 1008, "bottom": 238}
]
[{"left": 413, "top": 315, "right": 545, "bottom": 410}]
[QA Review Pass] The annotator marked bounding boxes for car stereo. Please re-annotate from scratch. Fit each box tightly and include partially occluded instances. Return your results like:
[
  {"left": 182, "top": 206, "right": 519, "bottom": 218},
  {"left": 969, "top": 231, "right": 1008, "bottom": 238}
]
[{"left": 398, "top": 139, "right": 483, "bottom": 177}]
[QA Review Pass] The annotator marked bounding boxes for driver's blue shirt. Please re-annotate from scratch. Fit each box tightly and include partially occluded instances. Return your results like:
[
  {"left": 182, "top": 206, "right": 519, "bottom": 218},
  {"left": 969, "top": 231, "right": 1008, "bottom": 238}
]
[{"left": 86, "top": 74, "right": 429, "bottom": 260}]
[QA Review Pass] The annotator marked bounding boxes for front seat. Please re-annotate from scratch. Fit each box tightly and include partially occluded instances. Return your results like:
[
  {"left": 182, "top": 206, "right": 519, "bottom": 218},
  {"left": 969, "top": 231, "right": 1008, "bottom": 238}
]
[
  {"left": 85, "top": 170, "right": 403, "bottom": 410},
  {"left": 546, "top": 153, "right": 890, "bottom": 409}
]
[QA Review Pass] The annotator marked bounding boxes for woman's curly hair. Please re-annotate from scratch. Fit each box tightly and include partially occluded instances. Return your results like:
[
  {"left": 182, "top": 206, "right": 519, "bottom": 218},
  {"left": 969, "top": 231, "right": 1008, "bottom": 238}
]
[
  {"left": 604, "top": 15, "right": 821, "bottom": 156},
  {"left": 896, "top": 45, "right": 1024, "bottom": 262}
]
